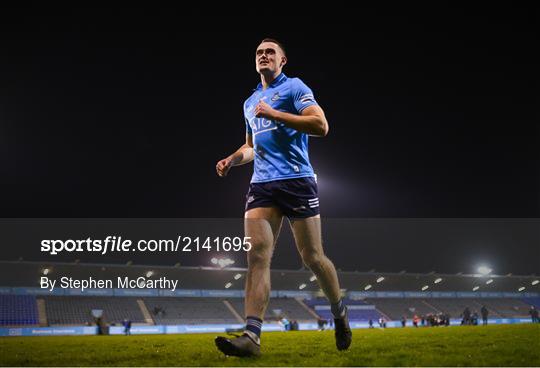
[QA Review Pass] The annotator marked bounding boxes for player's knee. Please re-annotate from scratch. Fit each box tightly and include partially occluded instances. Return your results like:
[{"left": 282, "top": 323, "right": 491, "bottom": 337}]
[
  {"left": 248, "top": 251, "right": 271, "bottom": 267},
  {"left": 302, "top": 251, "right": 325, "bottom": 273},
  {"left": 248, "top": 242, "right": 271, "bottom": 267}
]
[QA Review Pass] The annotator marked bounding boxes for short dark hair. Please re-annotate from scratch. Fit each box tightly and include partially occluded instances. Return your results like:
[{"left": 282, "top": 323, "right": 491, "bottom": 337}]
[{"left": 260, "top": 38, "right": 286, "bottom": 56}]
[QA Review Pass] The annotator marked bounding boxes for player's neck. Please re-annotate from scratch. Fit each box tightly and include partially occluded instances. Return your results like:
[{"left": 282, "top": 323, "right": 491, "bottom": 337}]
[{"left": 260, "top": 71, "right": 281, "bottom": 90}]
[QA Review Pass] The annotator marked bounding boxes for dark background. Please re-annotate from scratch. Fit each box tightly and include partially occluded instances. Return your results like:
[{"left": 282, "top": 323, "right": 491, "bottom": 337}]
[{"left": 0, "top": 6, "right": 538, "bottom": 274}]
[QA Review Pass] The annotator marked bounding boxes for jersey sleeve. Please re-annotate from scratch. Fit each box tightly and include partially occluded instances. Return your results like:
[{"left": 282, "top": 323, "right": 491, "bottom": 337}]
[
  {"left": 292, "top": 78, "right": 318, "bottom": 113},
  {"left": 245, "top": 117, "right": 252, "bottom": 135},
  {"left": 243, "top": 100, "right": 253, "bottom": 135}
]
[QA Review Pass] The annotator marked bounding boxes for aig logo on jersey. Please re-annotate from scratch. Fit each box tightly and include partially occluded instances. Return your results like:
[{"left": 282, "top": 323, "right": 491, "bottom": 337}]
[{"left": 249, "top": 117, "right": 278, "bottom": 136}]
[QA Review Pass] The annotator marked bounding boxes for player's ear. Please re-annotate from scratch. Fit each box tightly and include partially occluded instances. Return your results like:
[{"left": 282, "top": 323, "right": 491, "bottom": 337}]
[{"left": 280, "top": 56, "right": 287, "bottom": 67}]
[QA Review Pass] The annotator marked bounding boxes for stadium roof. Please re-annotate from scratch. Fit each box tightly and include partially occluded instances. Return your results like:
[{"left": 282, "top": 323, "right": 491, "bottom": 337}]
[{"left": 1, "top": 261, "right": 538, "bottom": 293}]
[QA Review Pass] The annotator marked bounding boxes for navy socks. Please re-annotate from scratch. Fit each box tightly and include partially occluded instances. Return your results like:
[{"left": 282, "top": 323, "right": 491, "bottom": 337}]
[
  {"left": 331, "top": 299, "right": 346, "bottom": 318},
  {"left": 245, "top": 316, "right": 262, "bottom": 338}
]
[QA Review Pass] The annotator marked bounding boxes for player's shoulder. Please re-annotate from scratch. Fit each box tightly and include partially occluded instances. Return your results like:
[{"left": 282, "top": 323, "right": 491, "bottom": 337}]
[
  {"left": 285, "top": 76, "right": 313, "bottom": 93},
  {"left": 287, "top": 76, "right": 308, "bottom": 87}
]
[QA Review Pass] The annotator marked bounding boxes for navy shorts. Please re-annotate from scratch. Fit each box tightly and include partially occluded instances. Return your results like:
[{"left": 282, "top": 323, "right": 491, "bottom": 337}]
[{"left": 245, "top": 177, "right": 320, "bottom": 219}]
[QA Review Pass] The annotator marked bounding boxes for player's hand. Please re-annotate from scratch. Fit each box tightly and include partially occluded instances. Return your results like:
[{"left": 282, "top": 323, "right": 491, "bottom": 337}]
[
  {"left": 216, "top": 157, "right": 233, "bottom": 177},
  {"left": 254, "top": 100, "right": 277, "bottom": 119}
]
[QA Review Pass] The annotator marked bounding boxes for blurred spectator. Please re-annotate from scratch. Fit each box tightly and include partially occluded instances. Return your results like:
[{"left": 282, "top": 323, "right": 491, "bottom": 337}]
[
  {"left": 413, "top": 314, "right": 420, "bottom": 327},
  {"left": 481, "top": 305, "right": 489, "bottom": 325},
  {"left": 122, "top": 319, "right": 131, "bottom": 335},
  {"left": 529, "top": 306, "right": 539, "bottom": 323},
  {"left": 95, "top": 316, "right": 105, "bottom": 335},
  {"left": 153, "top": 306, "right": 166, "bottom": 317},
  {"left": 472, "top": 311, "right": 479, "bottom": 325},
  {"left": 461, "top": 307, "right": 471, "bottom": 325},
  {"left": 317, "top": 317, "right": 327, "bottom": 331},
  {"left": 279, "top": 317, "right": 290, "bottom": 331}
]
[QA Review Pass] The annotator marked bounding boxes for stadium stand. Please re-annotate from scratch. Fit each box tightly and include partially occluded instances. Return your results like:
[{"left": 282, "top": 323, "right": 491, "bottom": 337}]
[
  {"left": 412, "top": 298, "right": 532, "bottom": 319},
  {"left": 0, "top": 295, "right": 39, "bottom": 326},
  {"left": 422, "top": 298, "right": 477, "bottom": 318},
  {"left": 305, "top": 298, "right": 382, "bottom": 321},
  {"left": 0, "top": 261, "right": 538, "bottom": 329},
  {"left": 523, "top": 297, "right": 540, "bottom": 309},
  {"left": 43, "top": 296, "right": 146, "bottom": 325},
  {"left": 305, "top": 297, "right": 370, "bottom": 306},
  {"left": 227, "top": 297, "right": 315, "bottom": 321},
  {"left": 472, "top": 298, "right": 532, "bottom": 318},
  {"left": 363, "top": 298, "right": 438, "bottom": 320},
  {"left": 1, "top": 261, "right": 537, "bottom": 293},
  {"left": 144, "top": 297, "right": 239, "bottom": 325}
]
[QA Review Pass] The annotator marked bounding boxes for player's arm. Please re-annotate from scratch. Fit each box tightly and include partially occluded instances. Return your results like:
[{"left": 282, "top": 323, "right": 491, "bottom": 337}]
[
  {"left": 254, "top": 102, "right": 329, "bottom": 137},
  {"left": 216, "top": 134, "right": 254, "bottom": 177}
]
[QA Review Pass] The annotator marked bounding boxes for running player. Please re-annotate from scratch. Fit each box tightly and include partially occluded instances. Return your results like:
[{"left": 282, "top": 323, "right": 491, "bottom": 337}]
[{"left": 215, "top": 38, "right": 351, "bottom": 357}]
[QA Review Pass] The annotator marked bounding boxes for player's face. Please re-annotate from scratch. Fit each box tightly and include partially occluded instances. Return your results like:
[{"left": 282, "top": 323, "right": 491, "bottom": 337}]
[{"left": 255, "top": 42, "right": 286, "bottom": 75}]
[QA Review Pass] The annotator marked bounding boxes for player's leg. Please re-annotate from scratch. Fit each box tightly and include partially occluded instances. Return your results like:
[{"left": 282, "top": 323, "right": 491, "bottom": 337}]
[
  {"left": 244, "top": 206, "right": 283, "bottom": 320},
  {"left": 290, "top": 215, "right": 341, "bottom": 304},
  {"left": 215, "top": 206, "right": 282, "bottom": 357},
  {"left": 290, "top": 215, "right": 352, "bottom": 350}
]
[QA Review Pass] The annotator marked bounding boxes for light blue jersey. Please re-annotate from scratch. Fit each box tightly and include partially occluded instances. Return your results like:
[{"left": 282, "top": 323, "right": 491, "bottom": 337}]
[{"left": 244, "top": 73, "right": 318, "bottom": 183}]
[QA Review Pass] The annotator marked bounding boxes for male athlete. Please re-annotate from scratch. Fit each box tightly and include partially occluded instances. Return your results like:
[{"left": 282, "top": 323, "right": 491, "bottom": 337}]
[{"left": 215, "top": 38, "right": 351, "bottom": 357}]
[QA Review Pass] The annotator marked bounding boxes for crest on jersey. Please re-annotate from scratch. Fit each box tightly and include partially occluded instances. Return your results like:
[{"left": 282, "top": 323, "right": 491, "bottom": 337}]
[{"left": 271, "top": 92, "right": 280, "bottom": 102}]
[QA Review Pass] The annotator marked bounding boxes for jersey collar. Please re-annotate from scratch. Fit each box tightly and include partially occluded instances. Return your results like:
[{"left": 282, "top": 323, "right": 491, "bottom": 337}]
[{"left": 255, "top": 73, "right": 287, "bottom": 91}]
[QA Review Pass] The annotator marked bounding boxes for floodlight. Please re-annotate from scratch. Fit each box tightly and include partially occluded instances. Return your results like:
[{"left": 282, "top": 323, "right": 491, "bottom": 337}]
[{"left": 477, "top": 266, "right": 492, "bottom": 275}]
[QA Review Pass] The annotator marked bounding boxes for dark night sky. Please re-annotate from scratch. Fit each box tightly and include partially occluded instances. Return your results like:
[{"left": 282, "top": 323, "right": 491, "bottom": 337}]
[{"left": 0, "top": 6, "right": 538, "bottom": 273}]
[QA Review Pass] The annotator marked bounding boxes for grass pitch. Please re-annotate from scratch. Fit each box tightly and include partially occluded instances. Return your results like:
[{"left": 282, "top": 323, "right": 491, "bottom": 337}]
[{"left": 1, "top": 324, "right": 539, "bottom": 366}]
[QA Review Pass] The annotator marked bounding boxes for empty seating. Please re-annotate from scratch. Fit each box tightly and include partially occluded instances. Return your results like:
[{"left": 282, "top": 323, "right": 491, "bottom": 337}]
[
  {"left": 304, "top": 297, "right": 369, "bottom": 307},
  {"left": 312, "top": 308, "right": 381, "bottom": 321},
  {"left": 363, "top": 298, "right": 437, "bottom": 320},
  {"left": 473, "top": 298, "right": 532, "bottom": 318},
  {"left": 144, "top": 297, "right": 238, "bottom": 325},
  {"left": 43, "top": 296, "right": 145, "bottom": 325},
  {"left": 305, "top": 298, "right": 381, "bottom": 321},
  {"left": 0, "top": 295, "right": 39, "bottom": 326},
  {"left": 426, "top": 298, "right": 482, "bottom": 318},
  {"left": 523, "top": 297, "right": 540, "bottom": 309},
  {"left": 368, "top": 298, "right": 534, "bottom": 319},
  {"left": 5, "top": 294, "right": 538, "bottom": 327},
  {"left": 228, "top": 298, "right": 314, "bottom": 321}
]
